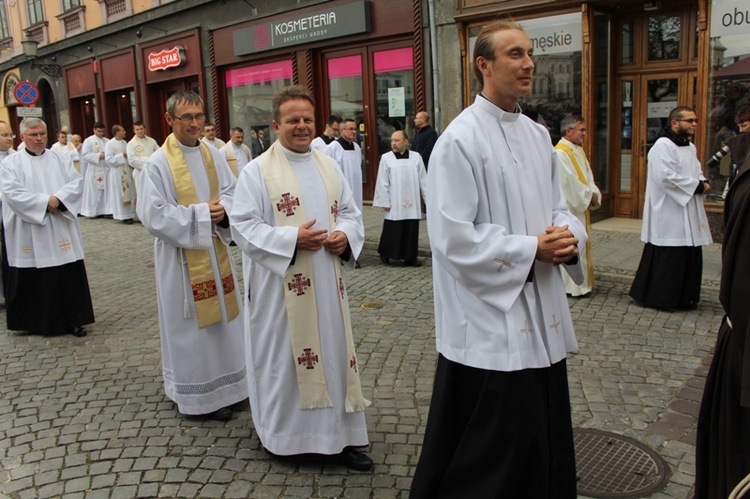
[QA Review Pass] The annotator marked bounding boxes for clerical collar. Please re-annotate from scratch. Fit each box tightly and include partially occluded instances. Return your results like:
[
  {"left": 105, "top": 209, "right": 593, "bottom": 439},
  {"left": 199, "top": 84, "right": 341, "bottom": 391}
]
[
  {"left": 278, "top": 142, "right": 312, "bottom": 162},
  {"left": 336, "top": 137, "right": 355, "bottom": 151},
  {"left": 319, "top": 134, "right": 334, "bottom": 145},
  {"left": 479, "top": 92, "right": 522, "bottom": 114},
  {"left": 24, "top": 148, "right": 45, "bottom": 157},
  {"left": 394, "top": 150, "right": 409, "bottom": 159},
  {"left": 660, "top": 128, "right": 691, "bottom": 147}
]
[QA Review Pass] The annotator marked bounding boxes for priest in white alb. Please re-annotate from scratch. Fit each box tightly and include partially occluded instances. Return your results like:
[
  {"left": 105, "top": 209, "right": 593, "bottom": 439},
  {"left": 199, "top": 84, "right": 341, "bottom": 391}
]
[
  {"left": 230, "top": 85, "right": 372, "bottom": 471},
  {"left": 323, "top": 118, "right": 363, "bottom": 213},
  {"left": 105, "top": 124, "right": 135, "bottom": 224},
  {"left": 137, "top": 91, "right": 247, "bottom": 421},
  {"left": 222, "top": 127, "right": 251, "bottom": 176},
  {"left": 0, "top": 118, "right": 94, "bottom": 338},
  {"left": 410, "top": 20, "right": 586, "bottom": 498},
  {"left": 373, "top": 130, "right": 427, "bottom": 266},
  {"left": 80, "top": 122, "right": 111, "bottom": 218},
  {"left": 127, "top": 121, "right": 159, "bottom": 202},
  {"left": 555, "top": 115, "right": 601, "bottom": 297}
]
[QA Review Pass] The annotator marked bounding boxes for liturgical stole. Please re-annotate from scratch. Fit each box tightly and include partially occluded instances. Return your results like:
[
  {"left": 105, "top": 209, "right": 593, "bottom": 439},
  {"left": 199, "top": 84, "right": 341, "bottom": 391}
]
[
  {"left": 261, "top": 142, "right": 369, "bottom": 413},
  {"left": 162, "top": 134, "right": 240, "bottom": 328},
  {"left": 555, "top": 142, "right": 595, "bottom": 284}
]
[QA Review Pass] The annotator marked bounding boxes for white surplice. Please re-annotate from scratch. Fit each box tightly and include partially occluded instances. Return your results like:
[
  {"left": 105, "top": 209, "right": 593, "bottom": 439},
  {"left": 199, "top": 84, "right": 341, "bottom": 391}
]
[
  {"left": 311, "top": 135, "right": 333, "bottom": 152},
  {"left": 230, "top": 144, "right": 368, "bottom": 456},
  {"left": 127, "top": 135, "right": 159, "bottom": 198},
  {"left": 372, "top": 150, "right": 427, "bottom": 220},
  {"left": 0, "top": 149, "right": 84, "bottom": 268},
  {"left": 427, "top": 95, "right": 587, "bottom": 372},
  {"left": 201, "top": 137, "right": 226, "bottom": 150},
  {"left": 223, "top": 142, "right": 251, "bottom": 172},
  {"left": 642, "top": 137, "right": 713, "bottom": 247},
  {"left": 556, "top": 138, "right": 601, "bottom": 296},
  {"left": 136, "top": 142, "right": 247, "bottom": 415},
  {"left": 105, "top": 138, "right": 135, "bottom": 221},
  {"left": 323, "top": 139, "right": 363, "bottom": 213},
  {"left": 80, "top": 135, "right": 111, "bottom": 217}
]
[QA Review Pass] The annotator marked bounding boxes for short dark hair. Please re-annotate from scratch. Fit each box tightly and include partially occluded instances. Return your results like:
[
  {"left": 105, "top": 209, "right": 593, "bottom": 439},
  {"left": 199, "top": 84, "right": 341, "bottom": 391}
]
[
  {"left": 112, "top": 125, "right": 123, "bottom": 135},
  {"left": 327, "top": 115, "right": 342, "bottom": 126},
  {"left": 94, "top": 122, "right": 105, "bottom": 130},
  {"left": 203, "top": 122, "right": 215, "bottom": 128},
  {"left": 166, "top": 91, "right": 203, "bottom": 116},
  {"left": 230, "top": 127, "right": 244, "bottom": 134},
  {"left": 736, "top": 105, "right": 750, "bottom": 125},
  {"left": 133, "top": 121, "right": 144, "bottom": 127},
  {"left": 669, "top": 106, "right": 695, "bottom": 122},
  {"left": 272, "top": 85, "right": 315, "bottom": 123},
  {"left": 473, "top": 18, "right": 524, "bottom": 85}
]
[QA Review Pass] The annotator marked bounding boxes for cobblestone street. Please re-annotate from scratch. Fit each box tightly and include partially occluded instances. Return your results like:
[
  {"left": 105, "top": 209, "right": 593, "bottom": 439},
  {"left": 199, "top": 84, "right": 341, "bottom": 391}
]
[{"left": 1, "top": 213, "right": 724, "bottom": 498}]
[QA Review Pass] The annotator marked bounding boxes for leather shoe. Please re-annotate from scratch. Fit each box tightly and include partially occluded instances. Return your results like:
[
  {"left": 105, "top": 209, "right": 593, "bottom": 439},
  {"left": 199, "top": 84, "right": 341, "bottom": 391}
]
[
  {"left": 335, "top": 447, "right": 373, "bottom": 471},
  {"left": 210, "top": 407, "right": 233, "bottom": 421},
  {"left": 379, "top": 255, "right": 390, "bottom": 265},
  {"left": 66, "top": 326, "right": 87, "bottom": 337},
  {"left": 405, "top": 259, "right": 423, "bottom": 267}
]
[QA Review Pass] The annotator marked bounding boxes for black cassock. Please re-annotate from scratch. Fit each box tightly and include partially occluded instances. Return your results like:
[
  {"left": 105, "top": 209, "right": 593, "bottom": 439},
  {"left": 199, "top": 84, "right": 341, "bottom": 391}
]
[{"left": 695, "top": 132, "right": 750, "bottom": 498}]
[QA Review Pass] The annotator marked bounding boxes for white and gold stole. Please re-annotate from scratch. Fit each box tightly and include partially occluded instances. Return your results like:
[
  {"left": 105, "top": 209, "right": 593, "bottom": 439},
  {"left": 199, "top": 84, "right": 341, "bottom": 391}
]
[
  {"left": 555, "top": 142, "right": 594, "bottom": 284},
  {"left": 221, "top": 143, "right": 240, "bottom": 177},
  {"left": 66, "top": 143, "right": 80, "bottom": 173},
  {"left": 162, "top": 134, "right": 240, "bottom": 328},
  {"left": 261, "top": 142, "right": 369, "bottom": 412}
]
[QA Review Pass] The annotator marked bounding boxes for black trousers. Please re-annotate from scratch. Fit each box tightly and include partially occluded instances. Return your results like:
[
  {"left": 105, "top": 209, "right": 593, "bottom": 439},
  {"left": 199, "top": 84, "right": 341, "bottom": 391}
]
[{"left": 410, "top": 355, "right": 577, "bottom": 499}]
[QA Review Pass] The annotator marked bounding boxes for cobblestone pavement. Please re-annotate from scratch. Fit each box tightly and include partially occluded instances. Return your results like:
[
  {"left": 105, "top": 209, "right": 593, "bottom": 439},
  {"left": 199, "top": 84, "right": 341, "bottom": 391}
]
[{"left": 0, "top": 213, "right": 724, "bottom": 498}]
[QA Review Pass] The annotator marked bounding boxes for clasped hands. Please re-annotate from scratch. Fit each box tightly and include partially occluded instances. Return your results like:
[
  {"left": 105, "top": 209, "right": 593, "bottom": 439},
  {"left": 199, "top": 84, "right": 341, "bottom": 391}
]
[
  {"left": 47, "top": 196, "right": 61, "bottom": 215},
  {"left": 536, "top": 225, "right": 579, "bottom": 266},
  {"left": 297, "top": 219, "right": 348, "bottom": 256},
  {"left": 208, "top": 200, "right": 226, "bottom": 224}
]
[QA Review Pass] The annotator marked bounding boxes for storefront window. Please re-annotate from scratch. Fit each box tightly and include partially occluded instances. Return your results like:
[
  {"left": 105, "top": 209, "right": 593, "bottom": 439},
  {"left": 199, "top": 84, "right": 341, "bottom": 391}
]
[
  {"left": 705, "top": 0, "right": 750, "bottom": 199},
  {"left": 374, "top": 47, "right": 414, "bottom": 167},
  {"left": 225, "top": 60, "right": 293, "bottom": 144},
  {"left": 468, "top": 13, "right": 583, "bottom": 145},
  {"left": 593, "top": 11, "right": 611, "bottom": 199},
  {"left": 647, "top": 15, "right": 681, "bottom": 61}
]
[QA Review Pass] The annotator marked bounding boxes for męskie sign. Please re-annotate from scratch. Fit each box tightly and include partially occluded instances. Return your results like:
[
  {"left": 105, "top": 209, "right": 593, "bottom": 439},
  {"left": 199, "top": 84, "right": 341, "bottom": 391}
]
[
  {"left": 148, "top": 46, "right": 186, "bottom": 72},
  {"left": 233, "top": 0, "right": 370, "bottom": 56}
]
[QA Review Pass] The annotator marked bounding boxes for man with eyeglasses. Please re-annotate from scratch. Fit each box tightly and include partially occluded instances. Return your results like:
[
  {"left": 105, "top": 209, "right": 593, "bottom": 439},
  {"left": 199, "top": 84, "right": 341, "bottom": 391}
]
[
  {"left": 555, "top": 115, "right": 601, "bottom": 297},
  {"left": 311, "top": 114, "right": 342, "bottom": 151},
  {"left": 201, "top": 122, "right": 226, "bottom": 150},
  {"left": 0, "top": 117, "right": 94, "bottom": 338},
  {"left": 136, "top": 91, "right": 247, "bottom": 422},
  {"left": 630, "top": 106, "right": 712, "bottom": 311},
  {"left": 105, "top": 125, "right": 135, "bottom": 224},
  {"left": 81, "top": 122, "right": 112, "bottom": 218},
  {"left": 0, "top": 120, "right": 17, "bottom": 303}
]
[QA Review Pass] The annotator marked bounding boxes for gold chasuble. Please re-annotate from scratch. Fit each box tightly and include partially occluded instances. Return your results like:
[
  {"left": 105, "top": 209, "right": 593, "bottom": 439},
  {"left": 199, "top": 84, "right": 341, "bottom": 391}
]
[
  {"left": 555, "top": 142, "right": 595, "bottom": 284},
  {"left": 261, "top": 142, "right": 369, "bottom": 413},
  {"left": 162, "top": 134, "right": 240, "bottom": 328}
]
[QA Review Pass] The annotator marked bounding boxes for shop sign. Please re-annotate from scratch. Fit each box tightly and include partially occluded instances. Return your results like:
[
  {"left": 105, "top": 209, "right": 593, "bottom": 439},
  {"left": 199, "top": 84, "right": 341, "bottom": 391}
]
[
  {"left": 711, "top": 0, "right": 750, "bottom": 37},
  {"left": 523, "top": 21, "right": 582, "bottom": 55},
  {"left": 148, "top": 46, "right": 186, "bottom": 72},
  {"left": 233, "top": 0, "right": 370, "bottom": 56}
]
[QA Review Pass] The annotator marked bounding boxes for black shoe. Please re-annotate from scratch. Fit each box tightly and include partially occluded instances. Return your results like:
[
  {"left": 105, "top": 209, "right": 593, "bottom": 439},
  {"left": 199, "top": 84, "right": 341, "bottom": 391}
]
[
  {"left": 379, "top": 255, "right": 390, "bottom": 265},
  {"left": 209, "top": 407, "right": 233, "bottom": 421},
  {"left": 65, "top": 326, "right": 87, "bottom": 337},
  {"left": 122, "top": 219, "right": 133, "bottom": 225},
  {"left": 335, "top": 447, "right": 373, "bottom": 471},
  {"left": 405, "top": 259, "right": 423, "bottom": 267},
  {"left": 355, "top": 260, "right": 362, "bottom": 269}
]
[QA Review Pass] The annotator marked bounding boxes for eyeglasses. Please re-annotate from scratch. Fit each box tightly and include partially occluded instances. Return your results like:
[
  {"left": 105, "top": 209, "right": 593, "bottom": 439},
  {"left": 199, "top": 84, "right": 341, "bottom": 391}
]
[
  {"left": 171, "top": 113, "right": 207, "bottom": 124},
  {"left": 342, "top": 127, "right": 357, "bottom": 131},
  {"left": 25, "top": 132, "right": 47, "bottom": 138},
  {"left": 0, "top": 133, "right": 15, "bottom": 139},
  {"left": 679, "top": 119, "right": 699, "bottom": 124}
]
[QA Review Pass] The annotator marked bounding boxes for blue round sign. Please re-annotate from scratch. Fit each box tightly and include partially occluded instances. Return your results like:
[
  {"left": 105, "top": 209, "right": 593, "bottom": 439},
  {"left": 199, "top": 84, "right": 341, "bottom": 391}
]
[{"left": 13, "top": 82, "right": 40, "bottom": 106}]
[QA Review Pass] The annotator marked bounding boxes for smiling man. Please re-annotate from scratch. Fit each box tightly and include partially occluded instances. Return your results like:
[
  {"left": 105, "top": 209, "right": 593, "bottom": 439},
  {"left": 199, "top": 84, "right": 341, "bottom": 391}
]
[
  {"left": 230, "top": 85, "right": 371, "bottom": 471},
  {"left": 410, "top": 19, "right": 586, "bottom": 498},
  {"left": 136, "top": 91, "right": 247, "bottom": 422}
]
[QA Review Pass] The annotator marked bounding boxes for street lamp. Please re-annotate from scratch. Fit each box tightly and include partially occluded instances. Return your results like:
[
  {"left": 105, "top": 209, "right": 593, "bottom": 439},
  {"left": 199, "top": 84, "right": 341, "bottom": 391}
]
[{"left": 21, "top": 36, "right": 62, "bottom": 78}]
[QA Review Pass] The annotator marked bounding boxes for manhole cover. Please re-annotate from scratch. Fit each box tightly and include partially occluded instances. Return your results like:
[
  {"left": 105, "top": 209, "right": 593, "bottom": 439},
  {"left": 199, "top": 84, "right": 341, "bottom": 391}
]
[
  {"left": 574, "top": 428, "right": 670, "bottom": 498},
  {"left": 360, "top": 301, "right": 383, "bottom": 309}
]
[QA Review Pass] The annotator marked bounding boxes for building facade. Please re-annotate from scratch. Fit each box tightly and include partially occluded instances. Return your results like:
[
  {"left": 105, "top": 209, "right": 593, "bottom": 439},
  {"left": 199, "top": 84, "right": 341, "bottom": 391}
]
[{"left": 0, "top": 0, "right": 746, "bottom": 215}]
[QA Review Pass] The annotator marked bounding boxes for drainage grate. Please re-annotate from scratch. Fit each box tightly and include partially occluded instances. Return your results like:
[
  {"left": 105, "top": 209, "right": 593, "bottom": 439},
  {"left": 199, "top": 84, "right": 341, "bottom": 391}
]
[{"left": 574, "top": 428, "right": 670, "bottom": 498}]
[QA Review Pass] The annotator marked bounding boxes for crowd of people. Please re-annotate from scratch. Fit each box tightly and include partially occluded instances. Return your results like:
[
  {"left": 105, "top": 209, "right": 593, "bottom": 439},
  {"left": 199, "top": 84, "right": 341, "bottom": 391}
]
[{"left": 0, "top": 18, "right": 747, "bottom": 497}]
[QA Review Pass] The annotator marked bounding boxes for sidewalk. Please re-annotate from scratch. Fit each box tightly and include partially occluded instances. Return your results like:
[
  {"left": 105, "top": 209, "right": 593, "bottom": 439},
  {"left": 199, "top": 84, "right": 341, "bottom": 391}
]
[{"left": 361, "top": 205, "right": 723, "bottom": 289}]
